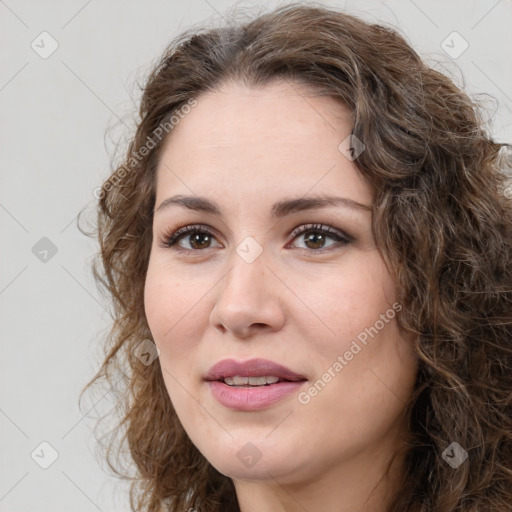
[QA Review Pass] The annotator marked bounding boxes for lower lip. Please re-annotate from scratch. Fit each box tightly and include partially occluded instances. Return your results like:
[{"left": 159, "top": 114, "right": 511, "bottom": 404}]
[{"left": 207, "top": 380, "right": 306, "bottom": 411}]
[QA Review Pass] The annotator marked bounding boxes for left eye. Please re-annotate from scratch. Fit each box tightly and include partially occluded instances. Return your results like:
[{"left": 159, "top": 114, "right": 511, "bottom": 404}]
[
  {"left": 159, "top": 223, "right": 351, "bottom": 253},
  {"left": 288, "top": 223, "right": 351, "bottom": 252}
]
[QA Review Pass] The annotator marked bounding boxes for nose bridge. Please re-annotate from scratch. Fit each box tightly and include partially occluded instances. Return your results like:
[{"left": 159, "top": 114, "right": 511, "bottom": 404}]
[
  {"left": 221, "top": 240, "right": 268, "bottom": 305},
  {"left": 210, "top": 238, "right": 284, "bottom": 334}
]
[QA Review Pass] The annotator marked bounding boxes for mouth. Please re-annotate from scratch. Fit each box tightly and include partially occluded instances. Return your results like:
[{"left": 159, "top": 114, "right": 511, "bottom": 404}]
[
  {"left": 204, "top": 357, "right": 307, "bottom": 384},
  {"left": 204, "top": 358, "right": 307, "bottom": 411},
  {"left": 222, "top": 375, "right": 289, "bottom": 387}
]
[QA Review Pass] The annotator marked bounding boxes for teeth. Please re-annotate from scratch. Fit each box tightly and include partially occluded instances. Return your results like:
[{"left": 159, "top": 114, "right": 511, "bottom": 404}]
[{"left": 223, "top": 375, "right": 280, "bottom": 386}]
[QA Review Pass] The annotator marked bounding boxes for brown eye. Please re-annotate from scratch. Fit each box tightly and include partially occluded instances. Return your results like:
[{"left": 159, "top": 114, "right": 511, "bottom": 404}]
[
  {"left": 160, "top": 225, "right": 221, "bottom": 251},
  {"left": 302, "top": 231, "right": 328, "bottom": 250},
  {"left": 289, "top": 223, "right": 351, "bottom": 253},
  {"left": 186, "top": 232, "right": 213, "bottom": 250},
  {"left": 159, "top": 223, "right": 351, "bottom": 254}
]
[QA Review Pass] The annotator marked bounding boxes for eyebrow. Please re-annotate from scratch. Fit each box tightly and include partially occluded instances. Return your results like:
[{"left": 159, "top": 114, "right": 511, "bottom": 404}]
[{"left": 155, "top": 194, "right": 372, "bottom": 218}]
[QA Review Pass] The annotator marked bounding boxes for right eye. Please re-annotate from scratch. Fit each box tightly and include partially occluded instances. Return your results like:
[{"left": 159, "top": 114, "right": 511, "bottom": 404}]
[{"left": 159, "top": 224, "right": 222, "bottom": 251}]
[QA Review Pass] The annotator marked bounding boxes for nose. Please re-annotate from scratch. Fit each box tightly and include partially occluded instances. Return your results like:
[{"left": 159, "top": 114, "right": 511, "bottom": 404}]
[{"left": 209, "top": 248, "right": 286, "bottom": 338}]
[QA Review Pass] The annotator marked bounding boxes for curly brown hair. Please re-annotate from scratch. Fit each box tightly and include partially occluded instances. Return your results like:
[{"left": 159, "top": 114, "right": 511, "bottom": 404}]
[{"left": 78, "top": 3, "right": 512, "bottom": 511}]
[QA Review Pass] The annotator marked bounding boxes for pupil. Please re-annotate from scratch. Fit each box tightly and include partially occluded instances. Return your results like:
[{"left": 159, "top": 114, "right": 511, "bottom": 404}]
[
  {"left": 191, "top": 233, "right": 210, "bottom": 249},
  {"left": 306, "top": 232, "right": 324, "bottom": 249}
]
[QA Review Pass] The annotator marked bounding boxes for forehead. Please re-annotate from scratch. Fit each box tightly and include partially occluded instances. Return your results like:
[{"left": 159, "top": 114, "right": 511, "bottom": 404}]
[{"left": 154, "top": 80, "right": 371, "bottom": 208}]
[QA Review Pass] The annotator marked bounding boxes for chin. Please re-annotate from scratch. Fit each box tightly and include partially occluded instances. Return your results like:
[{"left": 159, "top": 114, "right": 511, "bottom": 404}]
[
  {"left": 212, "top": 456, "right": 291, "bottom": 482},
  {"left": 199, "top": 439, "right": 307, "bottom": 483}
]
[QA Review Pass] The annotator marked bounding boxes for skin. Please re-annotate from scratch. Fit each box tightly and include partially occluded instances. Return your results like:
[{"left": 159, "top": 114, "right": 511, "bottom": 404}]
[{"left": 144, "top": 80, "right": 419, "bottom": 512}]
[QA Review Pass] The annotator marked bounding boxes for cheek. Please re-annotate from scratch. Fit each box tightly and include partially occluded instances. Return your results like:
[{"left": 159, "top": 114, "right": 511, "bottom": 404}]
[
  {"left": 285, "top": 252, "right": 397, "bottom": 356},
  {"left": 144, "top": 258, "right": 196, "bottom": 337},
  {"left": 144, "top": 265, "right": 205, "bottom": 418},
  {"left": 291, "top": 251, "right": 414, "bottom": 415},
  {"left": 144, "top": 262, "right": 171, "bottom": 336},
  {"left": 144, "top": 262, "right": 202, "bottom": 363}
]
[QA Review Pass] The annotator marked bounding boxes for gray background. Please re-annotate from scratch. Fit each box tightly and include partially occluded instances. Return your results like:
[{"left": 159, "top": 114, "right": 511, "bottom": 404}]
[{"left": 1, "top": 0, "right": 511, "bottom": 510}]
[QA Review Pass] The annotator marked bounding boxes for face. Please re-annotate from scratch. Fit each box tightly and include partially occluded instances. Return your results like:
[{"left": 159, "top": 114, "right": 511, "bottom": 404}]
[{"left": 144, "top": 81, "right": 418, "bottom": 486}]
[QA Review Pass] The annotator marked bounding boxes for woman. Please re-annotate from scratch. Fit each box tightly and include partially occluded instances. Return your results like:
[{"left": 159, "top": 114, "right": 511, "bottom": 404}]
[{"left": 79, "top": 3, "right": 512, "bottom": 511}]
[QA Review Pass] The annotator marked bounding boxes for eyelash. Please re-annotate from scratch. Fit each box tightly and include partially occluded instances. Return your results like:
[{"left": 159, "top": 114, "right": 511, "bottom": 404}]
[{"left": 158, "top": 223, "right": 351, "bottom": 255}]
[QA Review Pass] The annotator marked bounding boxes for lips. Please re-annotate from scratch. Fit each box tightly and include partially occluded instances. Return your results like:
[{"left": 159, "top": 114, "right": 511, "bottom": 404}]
[
  {"left": 204, "top": 358, "right": 307, "bottom": 383},
  {"left": 204, "top": 358, "right": 308, "bottom": 411}
]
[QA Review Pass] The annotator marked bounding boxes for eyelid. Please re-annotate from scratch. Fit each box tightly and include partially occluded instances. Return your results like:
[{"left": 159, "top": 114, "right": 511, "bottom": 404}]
[
  {"left": 159, "top": 224, "right": 221, "bottom": 250},
  {"left": 288, "top": 223, "right": 352, "bottom": 244},
  {"left": 159, "top": 222, "right": 352, "bottom": 252}
]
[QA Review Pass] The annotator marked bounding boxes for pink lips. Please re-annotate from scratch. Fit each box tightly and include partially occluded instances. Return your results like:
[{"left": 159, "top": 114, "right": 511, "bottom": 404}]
[{"left": 204, "top": 358, "right": 307, "bottom": 411}]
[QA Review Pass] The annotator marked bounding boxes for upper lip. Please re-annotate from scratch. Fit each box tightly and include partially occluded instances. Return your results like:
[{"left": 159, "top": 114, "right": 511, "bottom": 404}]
[{"left": 204, "top": 358, "right": 307, "bottom": 382}]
